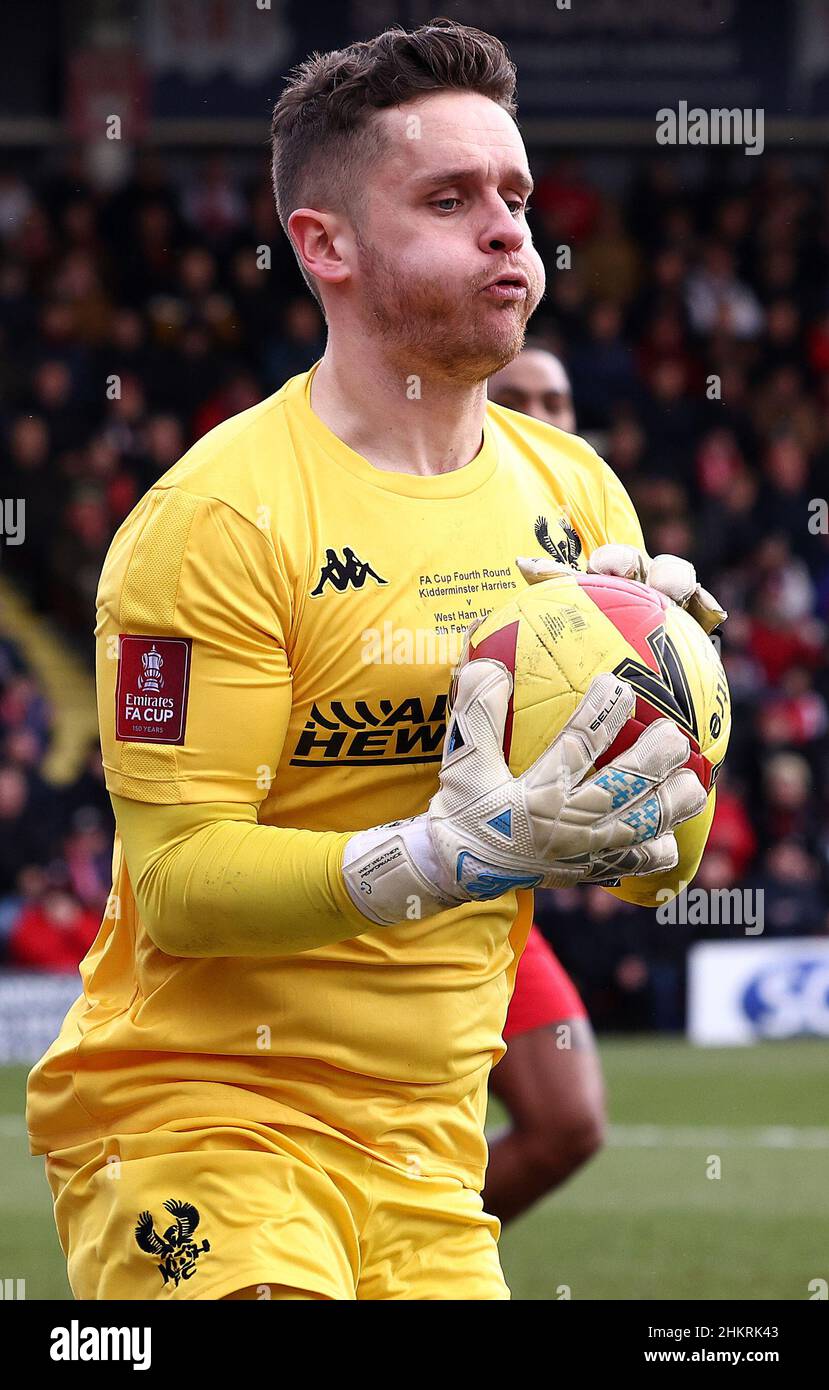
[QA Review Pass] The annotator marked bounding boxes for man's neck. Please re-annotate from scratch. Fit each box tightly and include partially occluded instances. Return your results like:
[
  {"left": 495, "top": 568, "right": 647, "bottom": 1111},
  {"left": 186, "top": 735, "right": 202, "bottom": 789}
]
[{"left": 308, "top": 340, "right": 488, "bottom": 477}]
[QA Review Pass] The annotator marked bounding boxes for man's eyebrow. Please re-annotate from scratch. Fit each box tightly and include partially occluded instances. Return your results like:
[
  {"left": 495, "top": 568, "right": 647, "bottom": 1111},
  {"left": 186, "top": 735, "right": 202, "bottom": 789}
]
[{"left": 411, "top": 166, "right": 534, "bottom": 195}]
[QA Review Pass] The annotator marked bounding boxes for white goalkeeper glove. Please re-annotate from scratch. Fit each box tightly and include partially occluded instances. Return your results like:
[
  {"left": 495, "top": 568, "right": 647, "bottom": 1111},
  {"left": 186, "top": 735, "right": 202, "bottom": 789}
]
[
  {"left": 517, "top": 546, "right": 727, "bottom": 635},
  {"left": 342, "top": 662, "right": 706, "bottom": 927}
]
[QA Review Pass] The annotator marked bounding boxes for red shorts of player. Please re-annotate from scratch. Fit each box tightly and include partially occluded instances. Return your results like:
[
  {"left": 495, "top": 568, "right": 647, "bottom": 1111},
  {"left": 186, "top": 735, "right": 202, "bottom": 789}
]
[{"left": 504, "top": 924, "right": 588, "bottom": 1040}]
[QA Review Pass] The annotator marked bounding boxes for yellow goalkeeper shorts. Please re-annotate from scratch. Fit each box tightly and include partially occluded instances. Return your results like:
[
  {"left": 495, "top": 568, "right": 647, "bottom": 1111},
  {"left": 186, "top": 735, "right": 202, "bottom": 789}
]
[{"left": 44, "top": 1120, "right": 509, "bottom": 1301}]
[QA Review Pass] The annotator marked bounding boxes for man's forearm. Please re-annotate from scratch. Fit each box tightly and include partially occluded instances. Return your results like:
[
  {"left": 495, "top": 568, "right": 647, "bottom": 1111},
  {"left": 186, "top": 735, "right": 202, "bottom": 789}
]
[{"left": 112, "top": 793, "right": 374, "bottom": 956}]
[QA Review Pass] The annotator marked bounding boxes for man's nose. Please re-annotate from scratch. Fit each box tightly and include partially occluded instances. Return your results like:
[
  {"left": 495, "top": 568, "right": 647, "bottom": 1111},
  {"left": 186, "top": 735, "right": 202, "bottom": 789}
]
[{"left": 479, "top": 205, "right": 525, "bottom": 256}]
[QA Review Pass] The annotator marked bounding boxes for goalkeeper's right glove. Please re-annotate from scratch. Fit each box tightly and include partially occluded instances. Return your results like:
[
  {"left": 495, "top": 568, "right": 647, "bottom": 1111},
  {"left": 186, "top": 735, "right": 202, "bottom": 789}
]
[{"left": 342, "top": 659, "right": 706, "bottom": 926}]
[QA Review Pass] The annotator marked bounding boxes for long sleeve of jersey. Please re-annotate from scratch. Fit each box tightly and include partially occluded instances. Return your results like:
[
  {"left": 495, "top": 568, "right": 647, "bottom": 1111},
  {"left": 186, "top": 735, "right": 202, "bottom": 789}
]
[
  {"left": 96, "top": 485, "right": 372, "bottom": 957},
  {"left": 111, "top": 795, "right": 368, "bottom": 956}
]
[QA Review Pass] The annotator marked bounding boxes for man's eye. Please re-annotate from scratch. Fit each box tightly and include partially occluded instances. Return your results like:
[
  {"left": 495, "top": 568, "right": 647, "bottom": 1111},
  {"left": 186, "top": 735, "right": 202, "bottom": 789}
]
[
  {"left": 433, "top": 197, "right": 461, "bottom": 212},
  {"left": 507, "top": 199, "right": 531, "bottom": 216}
]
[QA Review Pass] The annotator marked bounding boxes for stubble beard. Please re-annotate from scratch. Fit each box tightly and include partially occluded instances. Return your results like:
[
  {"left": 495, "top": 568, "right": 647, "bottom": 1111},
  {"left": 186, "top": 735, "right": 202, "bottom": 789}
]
[{"left": 355, "top": 230, "right": 541, "bottom": 386}]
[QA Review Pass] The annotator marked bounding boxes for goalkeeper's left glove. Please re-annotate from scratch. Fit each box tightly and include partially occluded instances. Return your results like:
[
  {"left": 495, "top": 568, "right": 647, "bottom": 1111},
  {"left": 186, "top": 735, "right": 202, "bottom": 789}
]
[{"left": 516, "top": 545, "right": 727, "bottom": 635}]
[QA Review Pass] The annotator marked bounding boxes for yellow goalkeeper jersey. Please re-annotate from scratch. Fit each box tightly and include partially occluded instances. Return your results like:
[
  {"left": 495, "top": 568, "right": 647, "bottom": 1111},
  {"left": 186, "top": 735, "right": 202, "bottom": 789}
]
[{"left": 27, "top": 361, "right": 644, "bottom": 1190}]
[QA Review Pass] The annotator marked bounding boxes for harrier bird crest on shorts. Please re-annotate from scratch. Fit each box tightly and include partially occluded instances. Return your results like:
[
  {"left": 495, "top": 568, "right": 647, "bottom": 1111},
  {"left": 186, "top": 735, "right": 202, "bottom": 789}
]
[{"left": 134, "top": 1198, "right": 211, "bottom": 1287}]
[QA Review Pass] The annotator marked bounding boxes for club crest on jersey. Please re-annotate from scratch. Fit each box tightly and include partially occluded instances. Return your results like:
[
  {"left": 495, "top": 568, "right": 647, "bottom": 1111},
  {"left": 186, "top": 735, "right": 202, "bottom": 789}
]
[
  {"left": 134, "top": 1199, "right": 210, "bottom": 1288},
  {"left": 535, "top": 514, "right": 582, "bottom": 570},
  {"left": 310, "top": 546, "right": 388, "bottom": 597}
]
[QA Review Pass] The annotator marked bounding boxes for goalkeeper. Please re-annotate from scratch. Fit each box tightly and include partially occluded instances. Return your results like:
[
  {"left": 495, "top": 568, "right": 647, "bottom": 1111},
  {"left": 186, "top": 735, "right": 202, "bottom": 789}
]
[{"left": 27, "top": 20, "right": 714, "bottom": 1302}]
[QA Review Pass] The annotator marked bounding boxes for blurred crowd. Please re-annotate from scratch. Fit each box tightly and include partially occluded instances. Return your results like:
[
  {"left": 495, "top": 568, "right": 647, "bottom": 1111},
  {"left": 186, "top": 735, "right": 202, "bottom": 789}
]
[
  {"left": 1, "top": 150, "right": 828, "bottom": 1025},
  {"left": 0, "top": 637, "right": 111, "bottom": 974}
]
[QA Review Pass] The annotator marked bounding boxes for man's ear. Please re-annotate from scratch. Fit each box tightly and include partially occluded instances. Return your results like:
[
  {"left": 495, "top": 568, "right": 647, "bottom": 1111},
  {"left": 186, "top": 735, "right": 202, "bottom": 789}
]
[{"left": 287, "top": 208, "right": 351, "bottom": 293}]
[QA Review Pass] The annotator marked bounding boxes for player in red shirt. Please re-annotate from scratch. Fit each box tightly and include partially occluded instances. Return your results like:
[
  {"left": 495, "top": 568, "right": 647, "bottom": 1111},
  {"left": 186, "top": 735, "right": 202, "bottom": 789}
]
[{"left": 485, "top": 347, "right": 606, "bottom": 1223}]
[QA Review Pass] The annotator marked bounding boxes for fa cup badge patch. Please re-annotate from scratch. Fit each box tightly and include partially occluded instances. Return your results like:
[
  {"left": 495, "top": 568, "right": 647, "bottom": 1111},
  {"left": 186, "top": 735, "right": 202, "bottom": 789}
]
[{"left": 116, "top": 635, "right": 192, "bottom": 744}]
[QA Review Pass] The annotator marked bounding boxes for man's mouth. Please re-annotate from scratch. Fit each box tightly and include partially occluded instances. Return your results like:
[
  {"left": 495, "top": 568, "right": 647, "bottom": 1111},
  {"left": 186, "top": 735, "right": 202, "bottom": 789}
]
[{"left": 481, "top": 271, "right": 529, "bottom": 301}]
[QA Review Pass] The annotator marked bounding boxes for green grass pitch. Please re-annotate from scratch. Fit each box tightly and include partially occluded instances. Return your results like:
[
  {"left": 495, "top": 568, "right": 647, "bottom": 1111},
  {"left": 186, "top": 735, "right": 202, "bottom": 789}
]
[{"left": 1, "top": 1038, "right": 826, "bottom": 1300}]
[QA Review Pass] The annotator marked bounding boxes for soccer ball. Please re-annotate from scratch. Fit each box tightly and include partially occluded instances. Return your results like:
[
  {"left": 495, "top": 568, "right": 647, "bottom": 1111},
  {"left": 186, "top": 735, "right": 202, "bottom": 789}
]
[{"left": 450, "top": 571, "right": 731, "bottom": 902}]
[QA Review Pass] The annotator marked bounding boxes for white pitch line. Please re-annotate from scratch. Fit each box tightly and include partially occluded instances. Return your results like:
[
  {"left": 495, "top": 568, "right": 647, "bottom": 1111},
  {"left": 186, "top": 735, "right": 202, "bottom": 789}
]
[{"left": 608, "top": 1125, "right": 829, "bottom": 1149}]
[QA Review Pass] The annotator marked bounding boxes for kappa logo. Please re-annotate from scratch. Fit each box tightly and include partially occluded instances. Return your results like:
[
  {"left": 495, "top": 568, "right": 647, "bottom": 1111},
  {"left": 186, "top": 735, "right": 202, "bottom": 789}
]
[
  {"left": 134, "top": 1199, "right": 210, "bottom": 1288},
  {"left": 535, "top": 514, "right": 582, "bottom": 569},
  {"left": 311, "top": 545, "right": 388, "bottom": 596}
]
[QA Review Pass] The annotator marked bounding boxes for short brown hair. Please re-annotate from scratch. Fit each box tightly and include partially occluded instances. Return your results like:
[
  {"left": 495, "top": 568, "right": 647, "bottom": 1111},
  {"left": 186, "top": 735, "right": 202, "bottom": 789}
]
[{"left": 270, "top": 18, "right": 518, "bottom": 307}]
